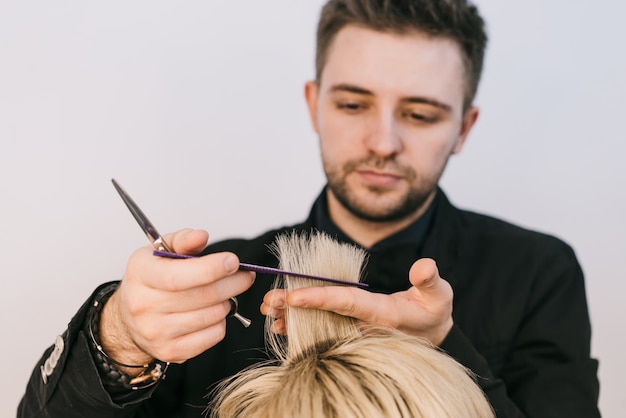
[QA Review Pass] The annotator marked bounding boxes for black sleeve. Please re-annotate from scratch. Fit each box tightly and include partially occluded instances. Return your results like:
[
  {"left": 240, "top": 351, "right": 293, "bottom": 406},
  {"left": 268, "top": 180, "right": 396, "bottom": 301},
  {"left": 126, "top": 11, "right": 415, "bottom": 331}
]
[
  {"left": 440, "top": 325, "right": 525, "bottom": 418},
  {"left": 440, "top": 242, "right": 600, "bottom": 418},
  {"left": 17, "top": 282, "right": 158, "bottom": 418},
  {"left": 499, "top": 242, "right": 600, "bottom": 417}
]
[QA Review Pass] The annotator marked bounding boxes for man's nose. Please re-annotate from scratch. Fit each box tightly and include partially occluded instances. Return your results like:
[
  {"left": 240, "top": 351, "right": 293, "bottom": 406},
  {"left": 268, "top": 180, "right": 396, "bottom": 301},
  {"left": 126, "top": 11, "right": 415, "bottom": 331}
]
[{"left": 364, "top": 112, "right": 403, "bottom": 157}]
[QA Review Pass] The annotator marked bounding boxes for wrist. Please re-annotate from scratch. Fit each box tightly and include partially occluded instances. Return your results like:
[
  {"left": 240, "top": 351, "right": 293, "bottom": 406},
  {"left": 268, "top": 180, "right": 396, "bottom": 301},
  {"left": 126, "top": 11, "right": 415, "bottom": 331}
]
[
  {"left": 87, "top": 283, "right": 168, "bottom": 390},
  {"left": 100, "top": 289, "right": 154, "bottom": 371}
]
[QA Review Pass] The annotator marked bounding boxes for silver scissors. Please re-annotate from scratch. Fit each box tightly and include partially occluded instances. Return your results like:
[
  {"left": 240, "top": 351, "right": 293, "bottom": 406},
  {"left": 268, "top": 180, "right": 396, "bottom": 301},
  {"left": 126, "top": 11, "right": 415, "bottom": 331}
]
[
  {"left": 111, "top": 179, "right": 369, "bottom": 326},
  {"left": 111, "top": 178, "right": 252, "bottom": 327}
]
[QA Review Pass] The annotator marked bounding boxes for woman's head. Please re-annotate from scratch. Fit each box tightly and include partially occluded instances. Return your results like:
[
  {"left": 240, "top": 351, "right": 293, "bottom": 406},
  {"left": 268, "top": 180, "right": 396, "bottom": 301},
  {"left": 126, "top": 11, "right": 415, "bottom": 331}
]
[{"left": 210, "top": 231, "right": 494, "bottom": 418}]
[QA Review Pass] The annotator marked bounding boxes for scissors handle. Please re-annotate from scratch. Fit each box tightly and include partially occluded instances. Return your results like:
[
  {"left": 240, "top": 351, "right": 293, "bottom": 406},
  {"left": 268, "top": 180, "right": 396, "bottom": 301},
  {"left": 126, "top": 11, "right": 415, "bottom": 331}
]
[{"left": 112, "top": 179, "right": 251, "bottom": 327}]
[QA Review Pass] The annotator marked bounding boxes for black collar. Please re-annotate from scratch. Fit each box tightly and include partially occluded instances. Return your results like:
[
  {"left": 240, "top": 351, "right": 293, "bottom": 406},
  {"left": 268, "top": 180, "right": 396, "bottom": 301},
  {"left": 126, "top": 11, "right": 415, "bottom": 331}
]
[{"left": 311, "top": 187, "right": 437, "bottom": 253}]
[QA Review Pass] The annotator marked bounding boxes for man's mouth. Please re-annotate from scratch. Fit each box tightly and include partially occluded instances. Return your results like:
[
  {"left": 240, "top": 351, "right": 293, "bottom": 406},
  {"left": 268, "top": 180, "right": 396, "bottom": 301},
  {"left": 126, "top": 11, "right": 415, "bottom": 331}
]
[{"left": 355, "top": 169, "right": 403, "bottom": 188}]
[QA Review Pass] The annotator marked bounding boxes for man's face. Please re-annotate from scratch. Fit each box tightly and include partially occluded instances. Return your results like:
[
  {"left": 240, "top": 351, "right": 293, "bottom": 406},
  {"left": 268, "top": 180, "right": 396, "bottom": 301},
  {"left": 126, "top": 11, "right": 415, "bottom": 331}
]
[{"left": 305, "top": 25, "right": 478, "bottom": 223}]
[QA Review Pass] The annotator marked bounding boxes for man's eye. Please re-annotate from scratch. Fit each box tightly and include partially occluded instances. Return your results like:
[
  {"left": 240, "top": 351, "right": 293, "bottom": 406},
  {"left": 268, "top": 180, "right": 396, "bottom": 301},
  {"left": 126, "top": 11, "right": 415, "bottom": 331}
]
[
  {"left": 405, "top": 111, "right": 437, "bottom": 123},
  {"left": 337, "top": 102, "right": 364, "bottom": 112}
]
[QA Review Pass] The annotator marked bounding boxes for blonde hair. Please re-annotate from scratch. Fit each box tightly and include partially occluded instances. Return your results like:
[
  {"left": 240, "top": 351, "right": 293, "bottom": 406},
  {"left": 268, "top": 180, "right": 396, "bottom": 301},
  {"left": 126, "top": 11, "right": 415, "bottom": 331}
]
[{"left": 209, "top": 231, "right": 494, "bottom": 418}]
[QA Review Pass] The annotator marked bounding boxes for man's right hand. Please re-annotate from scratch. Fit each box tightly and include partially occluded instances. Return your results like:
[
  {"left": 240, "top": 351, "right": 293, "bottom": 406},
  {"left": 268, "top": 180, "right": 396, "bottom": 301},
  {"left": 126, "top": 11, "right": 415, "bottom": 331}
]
[{"left": 99, "top": 228, "right": 255, "bottom": 375}]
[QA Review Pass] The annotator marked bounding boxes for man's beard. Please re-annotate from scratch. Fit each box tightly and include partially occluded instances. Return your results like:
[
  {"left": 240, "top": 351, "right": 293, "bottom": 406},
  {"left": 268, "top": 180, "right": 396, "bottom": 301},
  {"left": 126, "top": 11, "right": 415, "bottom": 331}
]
[{"left": 324, "top": 156, "right": 438, "bottom": 223}]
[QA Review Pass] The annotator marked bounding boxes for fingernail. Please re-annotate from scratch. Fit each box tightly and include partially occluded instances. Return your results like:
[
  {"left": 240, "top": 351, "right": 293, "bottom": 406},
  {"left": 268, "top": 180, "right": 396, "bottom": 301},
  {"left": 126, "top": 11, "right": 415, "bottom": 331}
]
[{"left": 224, "top": 255, "right": 238, "bottom": 272}]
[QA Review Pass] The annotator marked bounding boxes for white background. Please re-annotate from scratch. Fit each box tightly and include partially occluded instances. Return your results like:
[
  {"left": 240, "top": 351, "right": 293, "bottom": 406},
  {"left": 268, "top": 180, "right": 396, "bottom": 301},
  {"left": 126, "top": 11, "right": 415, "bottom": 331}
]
[{"left": 1, "top": 1, "right": 624, "bottom": 416}]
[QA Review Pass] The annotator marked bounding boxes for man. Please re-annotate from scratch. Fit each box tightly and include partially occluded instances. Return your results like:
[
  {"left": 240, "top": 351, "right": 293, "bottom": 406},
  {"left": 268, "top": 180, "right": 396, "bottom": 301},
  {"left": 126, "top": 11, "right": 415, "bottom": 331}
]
[{"left": 19, "top": 1, "right": 600, "bottom": 417}]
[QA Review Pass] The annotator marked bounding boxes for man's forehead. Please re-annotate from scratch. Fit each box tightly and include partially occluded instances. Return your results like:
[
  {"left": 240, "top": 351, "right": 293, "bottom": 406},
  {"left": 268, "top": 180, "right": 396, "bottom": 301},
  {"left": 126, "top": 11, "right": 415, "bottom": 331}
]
[{"left": 319, "top": 25, "right": 466, "bottom": 104}]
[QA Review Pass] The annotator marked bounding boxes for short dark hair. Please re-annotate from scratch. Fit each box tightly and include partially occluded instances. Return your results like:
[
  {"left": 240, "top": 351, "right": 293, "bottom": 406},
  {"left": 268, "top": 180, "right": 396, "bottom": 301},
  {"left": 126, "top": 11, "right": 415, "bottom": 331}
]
[{"left": 316, "top": 0, "right": 488, "bottom": 109}]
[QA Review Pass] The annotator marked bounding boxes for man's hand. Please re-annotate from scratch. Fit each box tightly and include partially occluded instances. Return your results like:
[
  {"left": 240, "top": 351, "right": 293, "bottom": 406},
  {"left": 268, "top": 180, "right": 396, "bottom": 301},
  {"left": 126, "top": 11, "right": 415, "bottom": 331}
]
[
  {"left": 261, "top": 258, "right": 453, "bottom": 346},
  {"left": 100, "top": 229, "right": 255, "bottom": 375}
]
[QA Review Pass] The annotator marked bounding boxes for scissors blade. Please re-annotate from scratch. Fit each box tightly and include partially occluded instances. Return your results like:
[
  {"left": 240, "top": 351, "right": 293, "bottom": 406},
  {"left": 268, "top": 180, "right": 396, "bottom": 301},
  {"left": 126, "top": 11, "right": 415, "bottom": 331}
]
[
  {"left": 111, "top": 178, "right": 172, "bottom": 252},
  {"left": 112, "top": 179, "right": 368, "bottom": 289}
]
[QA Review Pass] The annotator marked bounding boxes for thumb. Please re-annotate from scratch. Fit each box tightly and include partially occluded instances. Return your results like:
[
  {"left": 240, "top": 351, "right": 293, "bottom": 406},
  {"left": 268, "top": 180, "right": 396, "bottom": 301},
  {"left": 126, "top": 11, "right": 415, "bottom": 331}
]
[
  {"left": 408, "top": 258, "right": 442, "bottom": 292},
  {"left": 164, "top": 229, "right": 210, "bottom": 255}
]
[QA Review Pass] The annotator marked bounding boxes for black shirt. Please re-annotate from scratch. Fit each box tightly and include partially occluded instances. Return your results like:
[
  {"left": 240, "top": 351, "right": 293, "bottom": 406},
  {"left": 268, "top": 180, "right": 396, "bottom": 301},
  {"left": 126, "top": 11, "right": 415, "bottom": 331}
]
[
  {"left": 313, "top": 187, "right": 436, "bottom": 293},
  {"left": 18, "top": 188, "right": 600, "bottom": 418}
]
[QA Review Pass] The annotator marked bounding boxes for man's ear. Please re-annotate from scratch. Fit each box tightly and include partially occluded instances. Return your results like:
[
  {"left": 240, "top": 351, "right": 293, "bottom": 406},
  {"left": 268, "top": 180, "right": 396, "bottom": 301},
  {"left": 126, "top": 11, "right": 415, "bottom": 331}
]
[
  {"left": 304, "top": 81, "right": 319, "bottom": 133},
  {"left": 452, "top": 105, "right": 479, "bottom": 155}
]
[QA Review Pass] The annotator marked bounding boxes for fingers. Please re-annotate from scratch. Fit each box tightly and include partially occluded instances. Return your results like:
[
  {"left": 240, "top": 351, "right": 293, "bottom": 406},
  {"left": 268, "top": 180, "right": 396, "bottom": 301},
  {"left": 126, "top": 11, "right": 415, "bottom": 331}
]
[
  {"left": 270, "top": 319, "right": 287, "bottom": 335},
  {"left": 164, "top": 228, "right": 209, "bottom": 255},
  {"left": 287, "top": 286, "right": 379, "bottom": 321},
  {"left": 110, "top": 228, "right": 256, "bottom": 364},
  {"left": 123, "top": 250, "right": 255, "bottom": 322},
  {"left": 148, "top": 281, "right": 246, "bottom": 315},
  {"left": 159, "top": 254, "right": 251, "bottom": 295},
  {"left": 152, "top": 320, "right": 229, "bottom": 364},
  {"left": 285, "top": 258, "right": 454, "bottom": 346},
  {"left": 155, "top": 301, "right": 232, "bottom": 339},
  {"left": 129, "top": 247, "right": 248, "bottom": 292},
  {"left": 261, "top": 289, "right": 288, "bottom": 335},
  {"left": 260, "top": 289, "right": 286, "bottom": 319}
]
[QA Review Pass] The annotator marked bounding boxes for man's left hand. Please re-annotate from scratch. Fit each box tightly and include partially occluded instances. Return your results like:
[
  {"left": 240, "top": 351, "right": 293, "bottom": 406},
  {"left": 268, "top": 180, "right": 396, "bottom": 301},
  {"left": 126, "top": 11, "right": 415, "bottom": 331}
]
[{"left": 260, "top": 258, "right": 454, "bottom": 346}]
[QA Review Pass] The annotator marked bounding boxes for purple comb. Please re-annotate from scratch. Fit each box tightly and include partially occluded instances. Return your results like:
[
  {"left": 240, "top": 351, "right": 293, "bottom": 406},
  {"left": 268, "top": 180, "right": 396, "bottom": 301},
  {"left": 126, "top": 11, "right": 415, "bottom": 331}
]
[{"left": 153, "top": 250, "right": 369, "bottom": 288}]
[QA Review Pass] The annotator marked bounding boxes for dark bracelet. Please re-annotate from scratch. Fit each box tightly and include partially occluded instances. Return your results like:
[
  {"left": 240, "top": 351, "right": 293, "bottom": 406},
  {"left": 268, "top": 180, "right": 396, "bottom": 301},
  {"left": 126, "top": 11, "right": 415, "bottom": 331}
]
[{"left": 87, "top": 283, "right": 169, "bottom": 390}]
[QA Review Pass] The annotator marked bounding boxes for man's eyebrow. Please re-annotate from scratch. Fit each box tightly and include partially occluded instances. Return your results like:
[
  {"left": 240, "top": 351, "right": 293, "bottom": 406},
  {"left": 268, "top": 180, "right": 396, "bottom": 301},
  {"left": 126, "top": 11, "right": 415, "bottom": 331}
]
[
  {"left": 329, "top": 83, "right": 374, "bottom": 96},
  {"left": 403, "top": 97, "right": 452, "bottom": 112},
  {"left": 329, "top": 83, "right": 452, "bottom": 112}
]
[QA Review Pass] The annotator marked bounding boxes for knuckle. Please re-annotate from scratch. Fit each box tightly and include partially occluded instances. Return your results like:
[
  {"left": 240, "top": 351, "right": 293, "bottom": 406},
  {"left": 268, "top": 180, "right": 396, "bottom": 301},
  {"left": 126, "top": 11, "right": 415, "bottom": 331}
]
[
  {"left": 341, "top": 299, "right": 358, "bottom": 317},
  {"left": 160, "top": 338, "right": 192, "bottom": 363},
  {"left": 197, "top": 284, "right": 219, "bottom": 304},
  {"left": 214, "top": 323, "right": 227, "bottom": 341},
  {"left": 202, "top": 305, "right": 229, "bottom": 327},
  {"left": 201, "top": 256, "right": 227, "bottom": 284},
  {"left": 125, "top": 298, "right": 146, "bottom": 318},
  {"left": 341, "top": 289, "right": 364, "bottom": 317},
  {"left": 161, "top": 271, "right": 182, "bottom": 292},
  {"left": 202, "top": 323, "right": 227, "bottom": 348},
  {"left": 446, "top": 285, "right": 454, "bottom": 301},
  {"left": 385, "top": 313, "right": 402, "bottom": 329},
  {"left": 268, "top": 308, "right": 283, "bottom": 319},
  {"left": 155, "top": 346, "right": 177, "bottom": 363},
  {"left": 123, "top": 289, "right": 155, "bottom": 318},
  {"left": 141, "top": 325, "right": 161, "bottom": 343}
]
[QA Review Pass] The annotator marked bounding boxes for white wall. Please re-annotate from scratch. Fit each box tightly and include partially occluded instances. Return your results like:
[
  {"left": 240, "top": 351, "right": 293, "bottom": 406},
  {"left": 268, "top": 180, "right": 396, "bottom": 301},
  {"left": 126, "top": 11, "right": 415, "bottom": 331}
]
[{"left": 1, "top": 1, "right": 623, "bottom": 416}]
